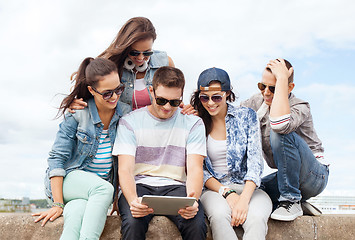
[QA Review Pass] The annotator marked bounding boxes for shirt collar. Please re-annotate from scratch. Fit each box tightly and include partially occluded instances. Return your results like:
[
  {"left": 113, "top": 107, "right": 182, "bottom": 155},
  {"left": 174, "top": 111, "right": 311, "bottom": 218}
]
[{"left": 88, "top": 98, "right": 124, "bottom": 125}]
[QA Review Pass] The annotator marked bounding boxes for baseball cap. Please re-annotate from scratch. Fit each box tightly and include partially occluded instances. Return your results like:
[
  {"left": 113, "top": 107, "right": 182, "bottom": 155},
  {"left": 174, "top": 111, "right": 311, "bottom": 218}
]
[{"left": 197, "top": 67, "right": 231, "bottom": 91}]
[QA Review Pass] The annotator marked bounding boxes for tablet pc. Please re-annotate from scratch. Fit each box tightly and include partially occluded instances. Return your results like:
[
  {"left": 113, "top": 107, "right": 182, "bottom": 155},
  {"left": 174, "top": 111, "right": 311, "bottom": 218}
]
[{"left": 141, "top": 195, "right": 196, "bottom": 215}]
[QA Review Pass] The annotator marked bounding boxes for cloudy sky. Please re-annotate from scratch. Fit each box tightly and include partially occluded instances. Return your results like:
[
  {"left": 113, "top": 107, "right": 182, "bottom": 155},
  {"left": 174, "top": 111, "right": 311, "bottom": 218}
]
[{"left": 1, "top": 0, "right": 354, "bottom": 199}]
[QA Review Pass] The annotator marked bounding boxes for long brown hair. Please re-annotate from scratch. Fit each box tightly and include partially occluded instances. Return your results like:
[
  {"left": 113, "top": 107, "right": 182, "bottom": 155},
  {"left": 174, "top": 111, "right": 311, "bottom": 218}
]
[
  {"left": 98, "top": 17, "right": 157, "bottom": 75},
  {"left": 191, "top": 86, "right": 236, "bottom": 136},
  {"left": 58, "top": 57, "right": 118, "bottom": 117}
]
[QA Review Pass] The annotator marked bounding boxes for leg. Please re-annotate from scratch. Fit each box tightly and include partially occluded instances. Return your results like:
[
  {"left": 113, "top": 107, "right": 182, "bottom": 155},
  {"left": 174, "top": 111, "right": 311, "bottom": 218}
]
[
  {"left": 200, "top": 189, "right": 237, "bottom": 240},
  {"left": 241, "top": 189, "right": 272, "bottom": 240},
  {"left": 60, "top": 199, "right": 87, "bottom": 240},
  {"left": 62, "top": 170, "right": 114, "bottom": 240},
  {"left": 118, "top": 184, "right": 154, "bottom": 240},
  {"left": 162, "top": 185, "right": 207, "bottom": 240},
  {"left": 270, "top": 130, "right": 302, "bottom": 201},
  {"left": 261, "top": 172, "right": 279, "bottom": 210},
  {"left": 270, "top": 130, "right": 329, "bottom": 201},
  {"left": 269, "top": 131, "right": 329, "bottom": 221}
]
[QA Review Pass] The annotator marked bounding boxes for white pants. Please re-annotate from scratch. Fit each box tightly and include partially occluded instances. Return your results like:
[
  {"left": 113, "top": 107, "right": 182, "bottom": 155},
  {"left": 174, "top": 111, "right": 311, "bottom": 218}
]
[{"left": 201, "top": 184, "right": 272, "bottom": 240}]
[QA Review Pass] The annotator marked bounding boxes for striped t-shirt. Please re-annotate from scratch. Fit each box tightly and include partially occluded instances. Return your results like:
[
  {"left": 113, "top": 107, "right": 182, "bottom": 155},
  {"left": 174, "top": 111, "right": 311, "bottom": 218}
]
[
  {"left": 84, "top": 129, "right": 112, "bottom": 180},
  {"left": 113, "top": 107, "right": 206, "bottom": 184}
]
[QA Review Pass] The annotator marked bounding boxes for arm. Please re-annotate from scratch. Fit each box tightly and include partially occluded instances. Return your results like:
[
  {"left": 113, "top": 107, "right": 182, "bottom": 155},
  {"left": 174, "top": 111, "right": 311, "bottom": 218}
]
[
  {"left": 186, "top": 154, "right": 204, "bottom": 199},
  {"left": 178, "top": 154, "right": 204, "bottom": 219},
  {"left": 244, "top": 108, "right": 263, "bottom": 187},
  {"left": 205, "top": 177, "right": 256, "bottom": 227},
  {"left": 168, "top": 56, "right": 175, "bottom": 67},
  {"left": 47, "top": 113, "right": 78, "bottom": 177},
  {"left": 268, "top": 59, "right": 294, "bottom": 118},
  {"left": 229, "top": 180, "right": 256, "bottom": 227},
  {"left": 119, "top": 154, "right": 153, "bottom": 218},
  {"left": 68, "top": 98, "right": 88, "bottom": 113},
  {"left": 33, "top": 114, "right": 79, "bottom": 225},
  {"left": 32, "top": 177, "right": 64, "bottom": 226}
]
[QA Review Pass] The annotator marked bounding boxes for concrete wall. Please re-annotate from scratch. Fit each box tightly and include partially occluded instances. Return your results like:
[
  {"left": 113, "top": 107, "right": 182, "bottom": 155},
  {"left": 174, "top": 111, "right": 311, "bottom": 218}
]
[{"left": 1, "top": 213, "right": 354, "bottom": 239}]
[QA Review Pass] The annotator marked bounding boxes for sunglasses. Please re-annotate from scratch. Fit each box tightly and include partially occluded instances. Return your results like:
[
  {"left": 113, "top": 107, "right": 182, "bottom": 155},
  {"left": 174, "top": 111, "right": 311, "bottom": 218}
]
[
  {"left": 257, "top": 82, "right": 275, "bottom": 94},
  {"left": 155, "top": 97, "right": 182, "bottom": 107},
  {"left": 199, "top": 92, "right": 226, "bottom": 103},
  {"left": 91, "top": 84, "right": 125, "bottom": 100},
  {"left": 128, "top": 50, "right": 154, "bottom": 57}
]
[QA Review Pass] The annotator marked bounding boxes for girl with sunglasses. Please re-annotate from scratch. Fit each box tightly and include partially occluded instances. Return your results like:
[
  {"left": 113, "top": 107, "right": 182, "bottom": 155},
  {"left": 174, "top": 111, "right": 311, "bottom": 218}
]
[
  {"left": 70, "top": 17, "right": 195, "bottom": 114},
  {"left": 33, "top": 57, "right": 130, "bottom": 240},
  {"left": 191, "top": 68, "right": 272, "bottom": 240}
]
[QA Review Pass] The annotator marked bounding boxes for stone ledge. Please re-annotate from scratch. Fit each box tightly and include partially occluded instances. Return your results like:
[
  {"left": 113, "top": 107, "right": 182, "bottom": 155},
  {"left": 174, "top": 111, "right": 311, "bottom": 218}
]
[{"left": 0, "top": 213, "right": 354, "bottom": 239}]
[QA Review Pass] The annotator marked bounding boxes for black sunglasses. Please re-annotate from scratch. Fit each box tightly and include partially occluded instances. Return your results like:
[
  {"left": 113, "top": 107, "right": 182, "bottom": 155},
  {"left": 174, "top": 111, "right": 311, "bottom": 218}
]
[
  {"left": 91, "top": 84, "right": 125, "bottom": 100},
  {"left": 128, "top": 50, "right": 154, "bottom": 57},
  {"left": 199, "top": 92, "right": 226, "bottom": 103},
  {"left": 257, "top": 82, "right": 275, "bottom": 94},
  {"left": 155, "top": 97, "right": 182, "bottom": 107}
]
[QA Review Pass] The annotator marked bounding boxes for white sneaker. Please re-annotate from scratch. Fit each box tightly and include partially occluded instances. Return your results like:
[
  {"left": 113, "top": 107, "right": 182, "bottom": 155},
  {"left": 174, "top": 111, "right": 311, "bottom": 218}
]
[
  {"left": 302, "top": 201, "right": 322, "bottom": 216},
  {"left": 271, "top": 201, "right": 303, "bottom": 221}
]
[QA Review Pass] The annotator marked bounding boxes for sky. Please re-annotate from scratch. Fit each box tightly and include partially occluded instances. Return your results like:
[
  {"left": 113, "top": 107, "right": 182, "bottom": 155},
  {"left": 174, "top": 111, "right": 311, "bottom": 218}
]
[{"left": 0, "top": 0, "right": 354, "bottom": 199}]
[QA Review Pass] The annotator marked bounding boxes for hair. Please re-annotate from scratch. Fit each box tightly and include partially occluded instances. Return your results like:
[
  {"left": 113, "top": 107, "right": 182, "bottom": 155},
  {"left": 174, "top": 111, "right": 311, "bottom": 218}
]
[
  {"left": 190, "top": 81, "right": 236, "bottom": 136},
  {"left": 98, "top": 17, "right": 157, "bottom": 75},
  {"left": 152, "top": 66, "right": 185, "bottom": 92},
  {"left": 57, "top": 57, "right": 118, "bottom": 117},
  {"left": 266, "top": 59, "right": 294, "bottom": 83}
]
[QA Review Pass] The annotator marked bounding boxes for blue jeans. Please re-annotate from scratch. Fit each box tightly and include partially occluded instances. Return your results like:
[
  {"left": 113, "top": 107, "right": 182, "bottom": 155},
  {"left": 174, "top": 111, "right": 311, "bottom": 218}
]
[
  {"left": 118, "top": 184, "right": 207, "bottom": 240},
  {"left": 261, "top": 131, "right": 329, "bottom": 208}
]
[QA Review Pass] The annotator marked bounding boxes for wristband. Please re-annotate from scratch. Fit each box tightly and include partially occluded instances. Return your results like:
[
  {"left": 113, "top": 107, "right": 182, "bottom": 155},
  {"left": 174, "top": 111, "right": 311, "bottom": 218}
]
[
  {"left": 52, "top": 202, "right": 65, "bottom": 209},
  {"left": 223, "top": 189, "right": 236, "bottom": 199},
  {"left": 218, "top": 186, "right": 229, "bottom": 196}
]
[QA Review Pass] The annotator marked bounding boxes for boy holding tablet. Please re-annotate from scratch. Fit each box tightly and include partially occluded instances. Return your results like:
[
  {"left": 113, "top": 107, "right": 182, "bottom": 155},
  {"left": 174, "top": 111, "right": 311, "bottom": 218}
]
[{"left": 113, "top": 66, "right": 207, "bottom": 239}]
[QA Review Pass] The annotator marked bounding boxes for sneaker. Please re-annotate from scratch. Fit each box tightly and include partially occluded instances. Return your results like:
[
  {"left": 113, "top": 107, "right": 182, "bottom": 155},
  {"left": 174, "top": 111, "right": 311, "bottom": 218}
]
[
  {"left": 302, "top": 201, "right": 322, "bottom": 216},
  {"left": 270, "top": 201, "right": 303, "bottom": 221}
]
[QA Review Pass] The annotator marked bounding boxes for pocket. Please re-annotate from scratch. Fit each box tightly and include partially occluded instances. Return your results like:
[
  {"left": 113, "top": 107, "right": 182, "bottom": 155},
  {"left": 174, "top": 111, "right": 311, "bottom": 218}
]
[{"left": 76, "top": 130, "right": 93, "bottom": 154}]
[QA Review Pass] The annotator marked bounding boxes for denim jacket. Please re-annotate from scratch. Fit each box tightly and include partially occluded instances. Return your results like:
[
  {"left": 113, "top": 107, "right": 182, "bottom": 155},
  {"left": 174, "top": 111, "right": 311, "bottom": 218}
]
[
  {"left": 203, "top": 104, "right": 263, "bottom": 187},
  {"left": 44, "top": 98, "right": 131, "bottom": 199},
  {"left": 119, "top": 50, "right": 169, "bottom": 107}
]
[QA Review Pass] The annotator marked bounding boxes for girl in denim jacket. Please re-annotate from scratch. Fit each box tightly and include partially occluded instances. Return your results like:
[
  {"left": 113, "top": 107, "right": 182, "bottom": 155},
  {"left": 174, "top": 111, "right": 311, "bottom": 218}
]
[
  {"left": 191, "top": 68, "right": 272, "bottom": 240},
  {"left": 70, "top": 17, "right": 194, "bottom": 114},
  {"left": 33, "top": 57, "right": 130, "bottom": 240}
]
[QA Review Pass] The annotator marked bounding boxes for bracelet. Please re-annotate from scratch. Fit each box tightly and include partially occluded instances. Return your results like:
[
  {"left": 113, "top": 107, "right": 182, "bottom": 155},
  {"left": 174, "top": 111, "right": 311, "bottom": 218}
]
[
  {"left": 223, "top": 189, "right": 237, "bottom": 199},
  {"left": 52, "top": 202, "right": 65, "bottom": 209}
]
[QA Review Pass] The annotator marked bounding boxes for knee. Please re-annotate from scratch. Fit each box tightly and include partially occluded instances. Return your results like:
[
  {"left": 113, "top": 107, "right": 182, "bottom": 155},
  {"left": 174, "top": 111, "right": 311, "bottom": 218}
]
[
  {"left": 270, "top": 130, "right": 284, "bottom": 150},
  {"left": 93, "top": 180, "right": 114, "bottom": 199},
  {"left": 181, "top": 215, "right": 207, "bottom": 239},
  {"left": 121, "top": 215, "right": 148, "bottom": 237}
]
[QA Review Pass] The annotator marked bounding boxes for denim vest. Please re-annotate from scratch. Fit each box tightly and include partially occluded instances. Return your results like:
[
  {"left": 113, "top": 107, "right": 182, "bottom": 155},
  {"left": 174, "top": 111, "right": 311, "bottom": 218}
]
[
  {"left": 44, "top": 98, "right": 131, "bottom": 199},
  {"left": 119, "top": 50, "right": 169, "bottom": 107}
]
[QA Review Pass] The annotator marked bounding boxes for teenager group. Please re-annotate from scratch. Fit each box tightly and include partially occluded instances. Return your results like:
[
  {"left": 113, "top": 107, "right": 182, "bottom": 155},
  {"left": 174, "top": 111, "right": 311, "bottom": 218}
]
[{"left": 33, "top": 17, "right": 329, "bottom": 240}]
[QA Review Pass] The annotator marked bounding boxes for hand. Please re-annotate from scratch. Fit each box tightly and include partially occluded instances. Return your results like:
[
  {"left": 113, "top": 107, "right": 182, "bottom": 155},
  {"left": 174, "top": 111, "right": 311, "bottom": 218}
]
[
  {"left": 32, "top": 206, "right": 63, "bottom": 226},
  {"left": 225, "top": 190, "right": 240, "bottom": 210},
  {"left": 110, "top": 199, "right": 119, "bottom": 216},
  {"left": 266, "top": 59, "right": 293, "bottom": 82},
  {"left": 229, "top": 195, "right": 249, "bottom": 227},
  {"left": 130, "top": 197, "right": 153, "bottom": 218},
  {"left": 178, "top": 192, "right": 199, "bottom": 219},
  {"left": 180, "top": 103, "right": 198, "bottom": 115},
  {"left": 68, "top": 98, "right": 87, "bottom": 113}
]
